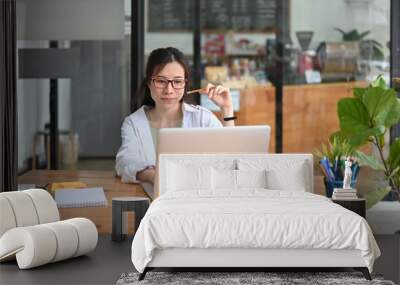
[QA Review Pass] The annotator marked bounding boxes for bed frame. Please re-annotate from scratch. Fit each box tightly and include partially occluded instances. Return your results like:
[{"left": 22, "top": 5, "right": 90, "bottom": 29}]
[
  {"left": 139, "top": 248, "right": 371, "bottom": 280},
  {"left": 138, "top": 154, "right": 373, "bottom": 281}
]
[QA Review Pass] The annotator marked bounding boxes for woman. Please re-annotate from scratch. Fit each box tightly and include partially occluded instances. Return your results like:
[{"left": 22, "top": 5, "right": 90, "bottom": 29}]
[{"left": 115, "top": 47, "right": 235, "bottom": 187}]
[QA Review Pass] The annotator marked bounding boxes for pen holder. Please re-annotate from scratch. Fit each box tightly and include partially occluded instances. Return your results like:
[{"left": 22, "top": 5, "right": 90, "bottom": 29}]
[{"left": 323, "top": 177, "right": 357, "bottom": 198}]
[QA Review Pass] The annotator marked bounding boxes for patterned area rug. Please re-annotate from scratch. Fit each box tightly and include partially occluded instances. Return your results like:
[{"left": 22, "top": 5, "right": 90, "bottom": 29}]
[{"left": 116, "top": 271, "right": 395, "bottom": 285}]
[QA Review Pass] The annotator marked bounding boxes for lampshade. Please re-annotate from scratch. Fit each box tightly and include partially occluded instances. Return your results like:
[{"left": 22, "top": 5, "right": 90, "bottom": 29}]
[
  {"left": 17, "top": 0, "right": 124, "bottom": 40},
  {"left": 18, "top": 48, "right": 80, "bottom": 79}
]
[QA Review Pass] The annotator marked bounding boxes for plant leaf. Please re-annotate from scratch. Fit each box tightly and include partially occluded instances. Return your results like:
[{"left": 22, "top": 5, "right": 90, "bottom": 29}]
[
  {"left": 355, "top": 151, "right": 385, "bottom": 171},
  {"left": 334, "top": 27, "right": 346, "bottom": 35},
  {"left": 388, "top": 138, "right": 400, "bottom": 170},
  {"left": 359, "top": 30, "right": 371, "bottom": 40},
  {"left": 372, "top": 47, "right": 385, "bottom": 61},
  {"left": 330, "top": 131, "right": 347, "bottom": 142},
  {"left": 366, "top": 187, "right": 392, "bottom": 209},
  {"left": 331, "top": 128, "right": 383, "bottom": 148},
  {"left": 349, "top": 127, "right": 384, "bottom": 147},
  {"left": 353, "top": 87, "right": 366, "bottom": 100},
  {"left": 388, "top": 166, "right": 400, "bottom": 179},
  {"left": 383, "top": 98, "right": 400, "bottom": 127},
  {"left": 338, "top": 98, "right": 370, "bottom": 133},
  {"left": 362, "top": 87, "right": 397, "bottom": 125},
  {"left": 369, "top": 39, "right": 384, "bottom": 48},
  {"left": 371, "top": 76, "right": 387, "bottom": 89}
]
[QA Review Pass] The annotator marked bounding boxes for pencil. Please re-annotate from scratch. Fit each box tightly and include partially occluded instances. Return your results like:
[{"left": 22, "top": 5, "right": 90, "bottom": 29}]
[
  {"left": 319, "top": 163, "right": 329, "bottom": 179},
  {"left": 186, "top": 88, "right": 206, "bottom": 94}
]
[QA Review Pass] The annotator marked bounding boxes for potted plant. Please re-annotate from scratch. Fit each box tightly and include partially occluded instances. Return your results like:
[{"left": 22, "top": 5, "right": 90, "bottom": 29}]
[
  {"left": 314, "top": 137, "right": 359, "bottom": 197},
  {"left": 334, "top": 28, "right": 385, "bottom": 60},
  {"left": 332, "top": 76, "right": 400, "bottom": 207}
]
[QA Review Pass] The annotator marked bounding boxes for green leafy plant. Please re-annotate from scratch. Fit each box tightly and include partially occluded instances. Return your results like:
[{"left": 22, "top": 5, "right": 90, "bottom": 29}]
[
  {"left": 334, "top": 28, "right": 385, "bottom": 61},
  {"left": 333, "top": 76, "right": 400, "bottom": 205},
  {"left": 314, "top": 136, "right": 356, "bottom": 164},
  {"left": 334, "top": 28, "right": 370, "bottom": 41}
]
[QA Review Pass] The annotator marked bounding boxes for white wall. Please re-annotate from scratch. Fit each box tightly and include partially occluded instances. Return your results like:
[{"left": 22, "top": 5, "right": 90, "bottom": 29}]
[{"left": 290, "top": 0, "right": 390, "bottom": 55}]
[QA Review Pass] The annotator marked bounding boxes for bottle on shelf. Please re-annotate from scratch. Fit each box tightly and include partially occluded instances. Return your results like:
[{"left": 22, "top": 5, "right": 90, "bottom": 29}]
[{"left": 231, "top": 59, "right": 241, "bottom": 80}]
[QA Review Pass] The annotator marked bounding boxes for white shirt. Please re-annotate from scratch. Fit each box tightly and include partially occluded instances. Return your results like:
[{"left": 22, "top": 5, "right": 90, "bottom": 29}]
[{"left": 115, "top": 103, "right": 222, "bottom": 184}]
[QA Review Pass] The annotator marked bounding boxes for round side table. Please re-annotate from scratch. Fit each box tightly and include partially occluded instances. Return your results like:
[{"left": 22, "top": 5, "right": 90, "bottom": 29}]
[{"left": 112, "top": 197, "right": 150, "bottom": 242}]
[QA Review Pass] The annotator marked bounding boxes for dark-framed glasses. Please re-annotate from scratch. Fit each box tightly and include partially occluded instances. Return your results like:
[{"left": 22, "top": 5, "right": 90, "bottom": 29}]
[{"left": 151, "top": 77, "right": 187, "bottom": 89}]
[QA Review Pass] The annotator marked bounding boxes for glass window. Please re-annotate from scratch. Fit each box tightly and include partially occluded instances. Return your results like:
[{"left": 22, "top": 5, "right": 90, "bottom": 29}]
[
  {"left": 17, "top": 0, "right": 130, "bottom": 171},
  {"left": 283, "top": 0, "right": 390, "bottom": 153},
  {"left": 144, "top": 0, "right": 194, "bottom": 101}
]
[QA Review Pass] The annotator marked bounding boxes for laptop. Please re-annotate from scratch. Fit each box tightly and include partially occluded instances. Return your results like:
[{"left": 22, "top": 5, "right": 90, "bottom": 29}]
[
  {"left": 157, "top": 125, "right": 271, "bottom": 155},
  {"left": 153, "top": 125, "right": 271, "bottom": 198}
]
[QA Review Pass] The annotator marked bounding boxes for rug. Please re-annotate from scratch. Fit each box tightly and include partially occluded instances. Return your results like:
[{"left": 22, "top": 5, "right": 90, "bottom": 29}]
[{"left": 116, "top": 271, "right": 396, "bottom": 285}]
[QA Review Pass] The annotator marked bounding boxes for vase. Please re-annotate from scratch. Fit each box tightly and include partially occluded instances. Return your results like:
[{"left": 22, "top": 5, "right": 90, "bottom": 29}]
[{"left": 383, "top": 189, "right": 399, "bottom": 201}]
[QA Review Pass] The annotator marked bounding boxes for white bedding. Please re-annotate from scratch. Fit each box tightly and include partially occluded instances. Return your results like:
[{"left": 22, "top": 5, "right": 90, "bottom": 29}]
[{"left": 131, "top": 190, "right": 380, "bottom": 273}]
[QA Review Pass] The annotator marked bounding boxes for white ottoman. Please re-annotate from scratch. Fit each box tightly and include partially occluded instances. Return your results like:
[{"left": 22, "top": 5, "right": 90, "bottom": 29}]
[{"left": 0, "top": 189, "right": 98, "bottom": 269}]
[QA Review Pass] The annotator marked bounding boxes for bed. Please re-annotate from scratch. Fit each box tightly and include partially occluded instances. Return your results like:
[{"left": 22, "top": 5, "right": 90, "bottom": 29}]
[{"left": 131, "top": 153, "right": 380, "bottom": 280}]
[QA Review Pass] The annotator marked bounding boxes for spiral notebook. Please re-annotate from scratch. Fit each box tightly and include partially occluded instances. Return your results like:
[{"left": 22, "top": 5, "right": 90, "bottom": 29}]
[{"left": 55, "top": 187, "right": 107, "bottom": 208}]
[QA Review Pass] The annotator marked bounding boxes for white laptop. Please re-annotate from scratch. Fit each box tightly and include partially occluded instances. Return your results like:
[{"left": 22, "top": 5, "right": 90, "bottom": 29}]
[{"left": 157, "top": 125, "right": 271, "bottom": 155}]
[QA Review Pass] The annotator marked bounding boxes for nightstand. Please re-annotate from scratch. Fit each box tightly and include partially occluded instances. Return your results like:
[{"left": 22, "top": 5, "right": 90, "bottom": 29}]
[{"left": 332, "top": 198, "right": 366, "bottom": 218}]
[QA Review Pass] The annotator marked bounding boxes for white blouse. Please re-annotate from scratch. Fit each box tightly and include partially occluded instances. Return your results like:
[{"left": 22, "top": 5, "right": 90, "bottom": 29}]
[{"left": 115, "top": 103, "right": 222, "bottom": 184}]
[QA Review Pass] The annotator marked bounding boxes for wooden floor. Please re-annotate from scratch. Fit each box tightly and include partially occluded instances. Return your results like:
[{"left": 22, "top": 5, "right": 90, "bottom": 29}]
[{"left": 0, "top": 235, "right": 133, "bottom": 285}]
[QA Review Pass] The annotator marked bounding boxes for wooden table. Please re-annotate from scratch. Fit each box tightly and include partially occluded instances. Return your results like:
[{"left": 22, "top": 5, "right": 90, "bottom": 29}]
[{"left": 18, "top": 170, "right": 146, "bottom": 234}]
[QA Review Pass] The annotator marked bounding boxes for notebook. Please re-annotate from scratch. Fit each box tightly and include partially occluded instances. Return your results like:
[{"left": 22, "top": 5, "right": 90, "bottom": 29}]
[
  {"left": 54, "top": 187, "right": 107, "bottom": 208},
  {"left": 49, "top": 181, "right": 88, "bottom": 193}
]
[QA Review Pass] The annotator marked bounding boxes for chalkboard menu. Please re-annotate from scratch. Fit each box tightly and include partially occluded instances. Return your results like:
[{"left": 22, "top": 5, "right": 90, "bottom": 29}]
[{"left": 149, "top": 0, "right": 276, "bottom": 31}]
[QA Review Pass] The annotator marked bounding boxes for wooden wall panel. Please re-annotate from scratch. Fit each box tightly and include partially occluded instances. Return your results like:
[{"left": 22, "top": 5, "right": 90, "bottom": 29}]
[
  {"left": 282, "top": 81, "right": 367, "bottom": 153},
  {"left": 235, "top": 85, "right": 276, "bottom": 153},
  {"left": 216, "top": 81, "right": 367, "bottom": 154}
]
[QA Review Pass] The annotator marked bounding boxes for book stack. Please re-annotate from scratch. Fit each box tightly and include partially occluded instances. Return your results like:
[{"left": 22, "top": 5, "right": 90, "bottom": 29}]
[{"left": 332, "top": 188, "right": 358, "bottom": 200}]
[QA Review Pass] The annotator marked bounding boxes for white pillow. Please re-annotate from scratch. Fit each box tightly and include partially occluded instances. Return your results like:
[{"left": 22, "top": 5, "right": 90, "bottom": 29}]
[
  {"left": 265, "top": 161, "right": 307, "bottom": 191},
  {"left": 212, "top": 169, "right": 237, "bottom": 190},
  {"left": 211, "top": 169, "right": 268, "bottom": 190},
  {"left": 166, "top": 163, "right": 212, "bottom": 192},
  {"left": 237, "top": 159, "right": 309, "bottom": 191},
  {"left": 237, "top": 169, "right": 267, "bottom": 189}
]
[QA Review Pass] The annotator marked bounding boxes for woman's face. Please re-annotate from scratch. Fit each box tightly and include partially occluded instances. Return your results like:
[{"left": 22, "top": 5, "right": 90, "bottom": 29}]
[{"left": 148, "top": 61, "right": 186, "bottom": 108}]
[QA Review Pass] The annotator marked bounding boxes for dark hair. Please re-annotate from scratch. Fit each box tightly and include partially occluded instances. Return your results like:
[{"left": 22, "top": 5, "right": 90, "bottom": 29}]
[{"left": 137, "top": 47, "right": 191, "bottom": 108}]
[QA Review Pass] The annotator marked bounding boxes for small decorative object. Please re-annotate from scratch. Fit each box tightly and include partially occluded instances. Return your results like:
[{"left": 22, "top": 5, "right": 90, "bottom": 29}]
[
  {"left": 314, "top": 137, "right": 359, "bottom": 198},
  {"left": 296, "top": 31, "right": 314, "bottom": 51},
  {"left": 204, "top": 34, "right": 225, "bottom": 57},
  {"left": 343, "top": 157, "right": 353, "bottom": 189},
  {"left": 332, "top": 156, "right": 359, "bottom": 200}
]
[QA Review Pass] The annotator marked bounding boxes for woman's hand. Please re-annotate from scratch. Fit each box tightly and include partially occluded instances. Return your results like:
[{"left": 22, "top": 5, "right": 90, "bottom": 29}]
[
  {"left": 136, "top": 167, "right": 155, "bottom": 185},
  {"left": 203, "top": 83, "right": 235, "bottom": 126},
  {"left": 204, "top": 83, "right": 233, "bottom": 117}
]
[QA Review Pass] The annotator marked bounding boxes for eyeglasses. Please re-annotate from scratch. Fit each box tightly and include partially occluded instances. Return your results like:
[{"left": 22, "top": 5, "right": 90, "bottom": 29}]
[{"left": 151, "top": 77, "right": 187, "bottom": 89}]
